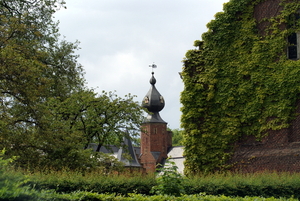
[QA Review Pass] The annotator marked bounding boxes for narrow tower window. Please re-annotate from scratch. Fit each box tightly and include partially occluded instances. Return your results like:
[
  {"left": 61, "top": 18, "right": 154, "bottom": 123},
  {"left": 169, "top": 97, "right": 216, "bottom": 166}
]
[
  {"left": 288, "top": 33, "right": 298, "bottom": 59},
  {"left": 287, "top": 13, "right": 300, "bottom": 60}
]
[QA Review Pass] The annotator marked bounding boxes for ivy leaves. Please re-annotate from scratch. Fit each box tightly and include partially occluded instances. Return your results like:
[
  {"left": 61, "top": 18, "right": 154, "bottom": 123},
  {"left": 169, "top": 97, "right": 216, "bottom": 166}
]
[{"left": 181, "top": 0, "right": 300, "bottom": 174}]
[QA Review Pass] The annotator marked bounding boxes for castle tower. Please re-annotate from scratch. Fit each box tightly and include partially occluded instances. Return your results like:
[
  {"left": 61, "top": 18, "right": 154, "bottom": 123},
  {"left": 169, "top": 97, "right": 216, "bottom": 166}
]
[{"left": 139, "top": 66, "right": 172, "bottom": 173}]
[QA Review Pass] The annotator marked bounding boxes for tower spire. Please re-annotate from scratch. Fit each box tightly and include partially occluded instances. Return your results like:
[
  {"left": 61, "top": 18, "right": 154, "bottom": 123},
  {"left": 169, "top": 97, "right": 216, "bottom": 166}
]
[
  {"left": 142, "top": 63, "right": 166, "bottom": 123},
  {"left": 140, "top": 64, "right": 170, "bottom": 173},
  {"left": 149, "top": 62, "right": 157, "bottom": 73}
]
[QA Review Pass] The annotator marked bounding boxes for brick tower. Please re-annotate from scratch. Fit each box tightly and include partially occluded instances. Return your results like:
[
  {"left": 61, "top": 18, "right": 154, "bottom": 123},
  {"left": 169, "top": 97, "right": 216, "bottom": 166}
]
[{"left": 140, "top": 67, "right": 171, "bottom": 173}]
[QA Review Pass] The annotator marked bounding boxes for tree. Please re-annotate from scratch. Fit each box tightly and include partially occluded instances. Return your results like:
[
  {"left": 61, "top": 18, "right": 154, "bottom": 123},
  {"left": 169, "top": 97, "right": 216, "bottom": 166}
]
[
  {"left": 0, "top": 0, "right": 83, "bottom": 128},
  {"left": 27, "top": 90, "right": 144, "bottom": 171},
  {"left": 50, "top": 90, "right": 144, "bottom": 151},
  {"left": 0, "top": 0, "right": 87, "bottom": 171},
  {"left": 181, "top": 0, "right": 300, "bottom": 174},
  {"left": 170, "top": 129, "right": 184, "bottom": 146},
  {"left": 0, "top": 0, "right": 144, "bottom": 171}
]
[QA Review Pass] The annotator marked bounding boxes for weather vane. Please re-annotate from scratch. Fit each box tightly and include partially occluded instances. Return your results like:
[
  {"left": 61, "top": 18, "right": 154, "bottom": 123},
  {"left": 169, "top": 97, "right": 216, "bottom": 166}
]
[{"left": 149, "top": 62, "right": 157, "bottom": 72}]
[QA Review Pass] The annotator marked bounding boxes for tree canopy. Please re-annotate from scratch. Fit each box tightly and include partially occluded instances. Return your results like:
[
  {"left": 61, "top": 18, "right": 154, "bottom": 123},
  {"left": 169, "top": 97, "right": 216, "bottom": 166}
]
[
  {"left": 170, "top": 129, "right": 183, "bottom": 146},
  {"left": 0, "top": 0, "right": 144, "bottom": 171},
  {"left": 181, "top": 0, "right": 300, "bottom": 174}
]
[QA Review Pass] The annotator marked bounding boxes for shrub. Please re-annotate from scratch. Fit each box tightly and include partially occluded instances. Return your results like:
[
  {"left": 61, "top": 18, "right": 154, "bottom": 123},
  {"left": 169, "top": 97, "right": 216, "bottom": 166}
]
[
  {"left": 28, "top": 170, "right": 156, "bottom": 195},
  {"left": 151, "top": 160, "right": 185, "bottom": 196}
]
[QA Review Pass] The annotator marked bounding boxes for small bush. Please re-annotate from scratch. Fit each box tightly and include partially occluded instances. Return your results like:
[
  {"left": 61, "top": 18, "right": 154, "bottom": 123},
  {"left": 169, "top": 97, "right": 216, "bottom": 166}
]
[{"left": 151, "top": 160, "right": 185, "bottom": 196}]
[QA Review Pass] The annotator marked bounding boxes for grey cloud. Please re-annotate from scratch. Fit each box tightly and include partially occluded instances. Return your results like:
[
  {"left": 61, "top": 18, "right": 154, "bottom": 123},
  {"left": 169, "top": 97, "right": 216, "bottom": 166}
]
[{"left": 55, "top": 0, "right": 229, "bottom": 129}]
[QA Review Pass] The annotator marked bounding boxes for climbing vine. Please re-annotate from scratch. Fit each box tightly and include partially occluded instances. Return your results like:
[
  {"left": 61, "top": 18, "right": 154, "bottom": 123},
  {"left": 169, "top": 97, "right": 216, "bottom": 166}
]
[{"left": 181, "top": 0, "right": 300, "bottom": 175}]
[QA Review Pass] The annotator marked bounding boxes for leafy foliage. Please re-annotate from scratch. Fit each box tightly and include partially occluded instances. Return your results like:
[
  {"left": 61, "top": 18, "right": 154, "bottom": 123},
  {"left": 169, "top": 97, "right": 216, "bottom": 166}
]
[
  {"left": 151, "top": 160, "right": 185, "bottom": 196},
  {"left": 7, "top": 167, "right": 300, "bottom": 199},
  {"left": 0, "top": 0, "right": 85, "bottom": 171},
  {"left": 171, "top": 129, "right": 184, "bottom": 146},
  {"left": 181, "top": 0, "right": 300, "bottom": 174},
  {"left": 0, "top": 149, "right": 55, "bottom": 200},
  {"left": 0, "top": 149, "right": 27, "bottom": 199},
  {"left": 29, "top": 169, "right": 155, "bottom": 195},
  {"left": 0, "top": 0, "right": 144, "bottom": 172},
  {"left": 55, "top": 193, "right": 298, "bottom": 201}
]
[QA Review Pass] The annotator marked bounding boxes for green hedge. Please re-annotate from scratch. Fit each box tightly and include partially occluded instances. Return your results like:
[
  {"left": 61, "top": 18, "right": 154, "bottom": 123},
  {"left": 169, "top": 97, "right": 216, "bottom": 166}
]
[
  {"left": 2, "top": 169, "right": 300, "bottom": 200},
  {"left": 45, "top": 192, "right": 299, "bottom": 201},
  {"left": 26, "top": 171, "right": 156, "bottom": 195},
  {"left": 1, "top": 192, "right": 298, "bottom": 201},
  {"left": 183, "top": 172, "right": 300, "bottom": 198},
  {"left": 25, "top": 172, "right": 300, "bottom": 199},
  {"left": 183, "top": 183, "right": 300, "bottom": 199}
]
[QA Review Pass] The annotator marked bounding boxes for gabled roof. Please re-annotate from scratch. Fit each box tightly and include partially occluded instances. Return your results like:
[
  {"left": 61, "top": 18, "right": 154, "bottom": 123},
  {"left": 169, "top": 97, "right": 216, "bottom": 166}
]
[
  {"left": 88, "top": 143, "right": 119, "bottom": 158},
  {"left": 89, "top": 142, "right": 186, "bottom": 173},
  {"left": 117, "top": 137, "right": 141, "bottom": 167},
  {"left": 167, "top": 146, "right": 185, "bottom": 174},
  {"left": 168, "top": 146, "right": 184, "bottom": 159},
  {"left": 88, "top": 139, "right": 141, "bottom": 167}
]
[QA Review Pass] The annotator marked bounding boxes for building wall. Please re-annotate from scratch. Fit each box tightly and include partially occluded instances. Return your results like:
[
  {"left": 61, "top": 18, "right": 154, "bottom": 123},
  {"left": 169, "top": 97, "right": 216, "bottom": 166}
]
[
  {"left": 231, "top": 99, "right": 300, "bottom": 172},
  {"left": 167, "top": 131, "right": 173, "bottom": 150},
  {"left": 230, "top": 0, "right": 300, "bottom": 172},
  {"left": 254, "top": 0, "right": 283, "bottom": 35},
  {"left": 140, "top": 122, "right": 169, "bottom": 172}
]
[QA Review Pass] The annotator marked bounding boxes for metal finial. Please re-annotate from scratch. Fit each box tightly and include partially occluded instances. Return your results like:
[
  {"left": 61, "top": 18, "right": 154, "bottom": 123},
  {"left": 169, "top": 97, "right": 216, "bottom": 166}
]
[{"left": 149, "top": 62, "right": 157, "bottom": 72}]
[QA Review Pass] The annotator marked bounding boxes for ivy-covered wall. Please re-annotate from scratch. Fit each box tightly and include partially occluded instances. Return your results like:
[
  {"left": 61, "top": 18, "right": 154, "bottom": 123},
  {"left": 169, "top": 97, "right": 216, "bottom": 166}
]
[{"left": 181, "top": 0, "right": 300, "bottom": 174}]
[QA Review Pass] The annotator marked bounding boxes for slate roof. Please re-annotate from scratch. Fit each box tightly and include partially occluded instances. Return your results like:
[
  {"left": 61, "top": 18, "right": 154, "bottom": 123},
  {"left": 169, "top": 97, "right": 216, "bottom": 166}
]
[
  {"left": 167, "top": 146, "right": 185, "bottom": 174},
  {"left": 90, "top": 141, "right": 185, "bottom": 172},
  {"left": 88, "top": 138, "right": 141, "bottom": 167}
]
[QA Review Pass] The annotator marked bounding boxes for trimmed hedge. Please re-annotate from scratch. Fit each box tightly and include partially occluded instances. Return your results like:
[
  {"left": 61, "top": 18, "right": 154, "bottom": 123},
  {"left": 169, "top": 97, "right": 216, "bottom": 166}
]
[
  {"left": 183, "top": 172, "right": 300, "bottom": 198},
  {"left": 183, "top": 183, "right": 300, "bottom": 199},
  {"left": 25, "top": 172, "right": 300, "bottom": 199},
  {"left": 26, "top": 171, "right": 156, "bottom": 195},
  {"left": 46, "top": 193, "right": 299, "bottom": 200},
  {"left": 1, "top": 192, "right": 298, "bottom": 201}
]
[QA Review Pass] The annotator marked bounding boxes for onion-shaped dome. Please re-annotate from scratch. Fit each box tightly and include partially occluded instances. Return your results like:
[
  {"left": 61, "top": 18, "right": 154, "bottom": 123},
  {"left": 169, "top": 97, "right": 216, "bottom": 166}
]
[{"left": 142, "top": 72, "right": 166, "bottom": 123}]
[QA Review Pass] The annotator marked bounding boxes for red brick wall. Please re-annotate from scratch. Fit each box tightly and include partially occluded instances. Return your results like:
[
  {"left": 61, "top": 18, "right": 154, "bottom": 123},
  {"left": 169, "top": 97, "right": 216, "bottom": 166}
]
[
  {"left": 254, "top": 0, "right": 283, "bottom": 35},
  {"left": 140, "top": 122, "right": 168, "bottom": 173},
  {"left": 139, "top": 151, "right": 156, "bottom": 173},
  {"left": 231, "top": 100, "right": 300, "bottom": 173},
  {"left": 149, "top": 123, "right": 168, "bottom": 159},
  {"left": 230, "top": 0, "right": 300, "bottom": 173},
  {"left": 167, "top": 131, "right": 173, "bottom": 150}
]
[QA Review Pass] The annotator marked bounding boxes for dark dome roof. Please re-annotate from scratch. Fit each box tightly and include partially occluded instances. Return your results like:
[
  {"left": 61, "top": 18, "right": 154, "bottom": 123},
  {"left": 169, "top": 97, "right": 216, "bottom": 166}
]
[
  {"left": 142, "top": 72, "right": 166, "bottom": 123},
  {"left": 142, "top": 72, "right": 165, "bottom": 112}
]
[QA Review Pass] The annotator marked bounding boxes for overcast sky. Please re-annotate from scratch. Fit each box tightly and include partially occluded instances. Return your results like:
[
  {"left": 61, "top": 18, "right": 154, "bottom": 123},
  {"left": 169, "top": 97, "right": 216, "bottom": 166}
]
[{"left": 54, "top": 0, "right": 230, "bottom": 129}]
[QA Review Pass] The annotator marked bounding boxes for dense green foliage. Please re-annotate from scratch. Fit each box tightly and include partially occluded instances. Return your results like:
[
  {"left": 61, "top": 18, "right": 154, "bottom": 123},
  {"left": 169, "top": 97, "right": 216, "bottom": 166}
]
[
  {"left": 0, "top": 153, "right": 299, "bottom": 200},
  {"left": 183, "top": 172, "right": 300, "bottom": 198},
  {"left": 1, "top": 192, "right": 298, "bottom": 201},
  {"left": 35, "top": 193, "right": 299, "bottom": 200},
  {"left": 28, "top": 170, "right": 155, "bottom": 195},
  {"left": 0, "top": 0, "right": 144, "bottom": 172},
  {"left": 151, "top": 161, "right": 185, "bottom": 196},
  {"left": 171, "top": 129, "right": 184, "bottom": 146},
  {"left": 0, "top": 149, "right": 29, "bottom": 200},
  {"left": 25, "top": 170, "right": 300, "bottom": 199},
  {"left": 181, "top": 0, "right": 300, "bottom": 174},
  {"left": 0, "top": 149, "right": 61, "bottom": 200}
]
